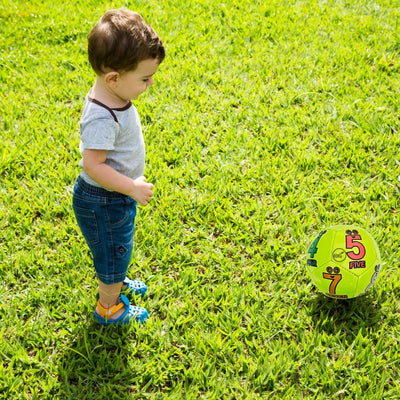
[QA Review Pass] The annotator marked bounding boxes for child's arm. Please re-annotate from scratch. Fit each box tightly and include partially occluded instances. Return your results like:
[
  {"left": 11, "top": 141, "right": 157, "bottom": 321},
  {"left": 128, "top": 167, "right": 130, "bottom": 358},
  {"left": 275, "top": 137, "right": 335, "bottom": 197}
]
[{"left": 83, "top": 148, "right": 153, "bottom": 205}]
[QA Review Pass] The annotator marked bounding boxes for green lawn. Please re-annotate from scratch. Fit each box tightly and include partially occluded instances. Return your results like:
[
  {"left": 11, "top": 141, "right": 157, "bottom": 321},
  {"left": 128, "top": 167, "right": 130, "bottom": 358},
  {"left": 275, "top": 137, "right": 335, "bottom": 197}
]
[{"left": 1, "top": 0, "right": 400, "bottom": 398}]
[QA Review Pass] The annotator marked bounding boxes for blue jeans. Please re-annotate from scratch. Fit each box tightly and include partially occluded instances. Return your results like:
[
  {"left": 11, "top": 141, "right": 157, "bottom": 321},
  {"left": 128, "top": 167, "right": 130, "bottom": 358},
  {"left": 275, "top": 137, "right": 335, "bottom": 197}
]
[{"left": 72, "top": 176, "right": 137, "bottom": 284}]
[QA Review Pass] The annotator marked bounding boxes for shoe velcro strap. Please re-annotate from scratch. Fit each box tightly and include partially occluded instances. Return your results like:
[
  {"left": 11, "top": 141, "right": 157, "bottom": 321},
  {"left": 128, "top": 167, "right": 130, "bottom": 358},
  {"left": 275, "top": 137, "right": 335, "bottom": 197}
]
[{"left": 97, "top": 300, "right": 125, "bottom": 318}]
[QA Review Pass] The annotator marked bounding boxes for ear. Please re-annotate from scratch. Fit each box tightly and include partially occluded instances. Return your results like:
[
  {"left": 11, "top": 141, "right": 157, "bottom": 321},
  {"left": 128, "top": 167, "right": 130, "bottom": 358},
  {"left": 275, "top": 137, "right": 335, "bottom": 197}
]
[{"left": 104, "top": 71, "right": 120, "bottom": 88}]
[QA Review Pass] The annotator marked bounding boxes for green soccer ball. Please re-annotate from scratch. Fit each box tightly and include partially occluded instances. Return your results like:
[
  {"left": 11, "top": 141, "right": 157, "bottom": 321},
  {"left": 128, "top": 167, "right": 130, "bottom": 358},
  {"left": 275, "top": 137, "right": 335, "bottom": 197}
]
[{"left": 306, "top": 225, "right": 381, "bottom": 299}]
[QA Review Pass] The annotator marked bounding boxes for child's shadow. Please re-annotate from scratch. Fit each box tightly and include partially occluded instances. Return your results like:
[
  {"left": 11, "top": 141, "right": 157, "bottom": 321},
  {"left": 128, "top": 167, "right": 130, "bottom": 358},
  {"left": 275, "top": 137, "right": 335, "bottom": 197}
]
[
  {"left": 57, "top": 316, "right": 139, "bottom": 400},
  {"left": 306, "top": 291, "right": 384, "bottom": 338}
]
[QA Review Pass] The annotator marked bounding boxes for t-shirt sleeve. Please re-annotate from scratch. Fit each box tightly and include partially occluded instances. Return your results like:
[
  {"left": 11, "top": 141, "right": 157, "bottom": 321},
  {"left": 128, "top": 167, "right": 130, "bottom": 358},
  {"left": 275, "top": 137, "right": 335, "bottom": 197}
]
[{"left": 80, "top": 117, "right": 118, "bottom": 150}]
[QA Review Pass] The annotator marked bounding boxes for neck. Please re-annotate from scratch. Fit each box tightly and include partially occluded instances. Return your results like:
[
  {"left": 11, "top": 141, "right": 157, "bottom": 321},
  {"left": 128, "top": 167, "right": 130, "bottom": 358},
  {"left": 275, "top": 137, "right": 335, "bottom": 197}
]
[{"left": 90, "top": 78, "right": 129, "bottom": 108}]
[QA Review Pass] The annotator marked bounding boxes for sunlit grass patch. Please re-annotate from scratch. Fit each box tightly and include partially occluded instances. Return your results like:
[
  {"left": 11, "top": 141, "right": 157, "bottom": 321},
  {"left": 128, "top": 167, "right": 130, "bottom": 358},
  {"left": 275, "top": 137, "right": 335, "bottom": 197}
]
[{"left": 1, "top": 0, "right": 400, "bottom": 398}]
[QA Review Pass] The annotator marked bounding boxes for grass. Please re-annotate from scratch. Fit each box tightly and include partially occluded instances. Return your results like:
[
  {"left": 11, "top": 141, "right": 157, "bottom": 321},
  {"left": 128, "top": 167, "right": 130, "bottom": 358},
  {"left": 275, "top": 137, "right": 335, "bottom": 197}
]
[{"left": 1, "top": 0, "right": 400, "bottom": 398}]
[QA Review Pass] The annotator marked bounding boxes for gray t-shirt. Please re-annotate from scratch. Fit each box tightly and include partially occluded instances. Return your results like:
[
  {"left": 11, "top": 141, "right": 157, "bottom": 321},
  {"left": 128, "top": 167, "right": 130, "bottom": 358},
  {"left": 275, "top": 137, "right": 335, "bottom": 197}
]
[{"left": 78, "top": 96, "right": 145, "bottom": 188}]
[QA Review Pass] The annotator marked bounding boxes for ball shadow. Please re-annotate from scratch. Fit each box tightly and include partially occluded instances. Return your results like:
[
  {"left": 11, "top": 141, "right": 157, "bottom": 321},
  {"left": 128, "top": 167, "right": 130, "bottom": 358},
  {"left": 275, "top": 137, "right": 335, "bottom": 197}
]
[{"left": 305, "top": 291, "right": 383, "bottom": 337}]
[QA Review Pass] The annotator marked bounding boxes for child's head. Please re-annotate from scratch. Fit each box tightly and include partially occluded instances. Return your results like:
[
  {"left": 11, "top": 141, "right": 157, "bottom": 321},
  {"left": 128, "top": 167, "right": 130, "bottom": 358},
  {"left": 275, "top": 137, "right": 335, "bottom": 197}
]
[{"left": 88, "top": 9, "right": 165, "bottom": 75}]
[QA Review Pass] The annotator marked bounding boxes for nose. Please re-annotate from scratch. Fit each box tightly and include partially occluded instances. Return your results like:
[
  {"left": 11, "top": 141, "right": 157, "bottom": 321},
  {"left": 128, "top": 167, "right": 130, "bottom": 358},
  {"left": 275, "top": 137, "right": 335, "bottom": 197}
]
[{"left": 147, "top": 77, "right": 154, "bottom": 87}]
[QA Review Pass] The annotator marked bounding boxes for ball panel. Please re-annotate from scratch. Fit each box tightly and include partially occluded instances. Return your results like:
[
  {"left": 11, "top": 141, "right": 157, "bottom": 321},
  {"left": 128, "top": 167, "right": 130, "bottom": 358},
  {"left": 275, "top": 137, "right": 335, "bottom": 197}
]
[{"left": 356, "top": 263, "right": 381, "bottom": 296}]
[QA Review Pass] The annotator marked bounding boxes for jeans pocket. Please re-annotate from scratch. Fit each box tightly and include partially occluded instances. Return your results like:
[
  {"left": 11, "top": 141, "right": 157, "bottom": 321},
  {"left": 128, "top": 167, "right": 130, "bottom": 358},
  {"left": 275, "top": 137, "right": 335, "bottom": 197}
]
[
  {"left": 73, "top": 205, "right": 100, "bottom": 246},
  {"left": 109, "top": 197, "right": 137, "bottom": 229}
]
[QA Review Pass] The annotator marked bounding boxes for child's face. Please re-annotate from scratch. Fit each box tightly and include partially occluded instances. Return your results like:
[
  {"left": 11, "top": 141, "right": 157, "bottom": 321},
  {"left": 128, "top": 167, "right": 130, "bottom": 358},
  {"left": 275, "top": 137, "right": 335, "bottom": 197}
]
[{"left": 114, "top": 58, "right": 160, "bottom": 101}]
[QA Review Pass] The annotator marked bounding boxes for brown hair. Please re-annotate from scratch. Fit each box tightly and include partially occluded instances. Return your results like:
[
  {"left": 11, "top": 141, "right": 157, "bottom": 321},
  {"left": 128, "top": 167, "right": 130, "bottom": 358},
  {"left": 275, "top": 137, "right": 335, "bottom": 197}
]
[{"left": 88, "top": 9, "right": 165, "bottom": 75}]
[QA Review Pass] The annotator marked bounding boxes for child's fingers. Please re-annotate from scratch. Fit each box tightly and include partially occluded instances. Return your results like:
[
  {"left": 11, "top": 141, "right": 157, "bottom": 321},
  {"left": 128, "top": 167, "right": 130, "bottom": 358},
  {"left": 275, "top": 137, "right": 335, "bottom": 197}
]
[{"left": 139, "top": 176, "right": 154, "bottom": 189}]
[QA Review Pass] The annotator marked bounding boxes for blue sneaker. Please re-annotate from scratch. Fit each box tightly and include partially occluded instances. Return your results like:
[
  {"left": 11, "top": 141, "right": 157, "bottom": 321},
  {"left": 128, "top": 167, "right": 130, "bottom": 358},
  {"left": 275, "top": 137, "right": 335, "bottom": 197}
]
[
  {"left": 94, "top": 295, "right": 148, "bottom": 325},
  {"left": 122, "top": 277, "right": 148, "bottom": 299}
]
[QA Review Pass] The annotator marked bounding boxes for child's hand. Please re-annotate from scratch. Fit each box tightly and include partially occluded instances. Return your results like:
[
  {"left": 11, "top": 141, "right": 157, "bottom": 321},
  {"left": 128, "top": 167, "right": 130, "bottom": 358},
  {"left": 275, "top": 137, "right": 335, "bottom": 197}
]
[{"left": 129, "top": 176, "right": 154, "bottom": 206}]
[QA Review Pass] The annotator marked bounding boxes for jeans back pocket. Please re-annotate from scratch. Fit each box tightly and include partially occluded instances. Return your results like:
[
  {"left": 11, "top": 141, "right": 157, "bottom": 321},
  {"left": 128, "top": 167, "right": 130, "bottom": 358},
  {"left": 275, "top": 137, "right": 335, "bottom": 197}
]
[{"left": 73, "top": 205, "right": 100, "bottom": 246}]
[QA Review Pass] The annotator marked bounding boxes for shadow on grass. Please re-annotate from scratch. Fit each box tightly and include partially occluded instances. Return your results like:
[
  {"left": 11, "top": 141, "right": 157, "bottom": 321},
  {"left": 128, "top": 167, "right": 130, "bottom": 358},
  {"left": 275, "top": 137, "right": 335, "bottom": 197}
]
[
  {"left": 57, "top": 314, "right": 140, "bottom": 400},
  {"left": 306, "top": 291, "right": 383, "bottom": 338}
]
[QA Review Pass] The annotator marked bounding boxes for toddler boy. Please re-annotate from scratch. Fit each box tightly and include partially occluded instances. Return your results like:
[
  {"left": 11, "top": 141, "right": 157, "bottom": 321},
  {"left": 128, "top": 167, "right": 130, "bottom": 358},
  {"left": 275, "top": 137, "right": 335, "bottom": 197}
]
[{"left": 73, "top": 9, "right": 165, "bottom": 325}]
